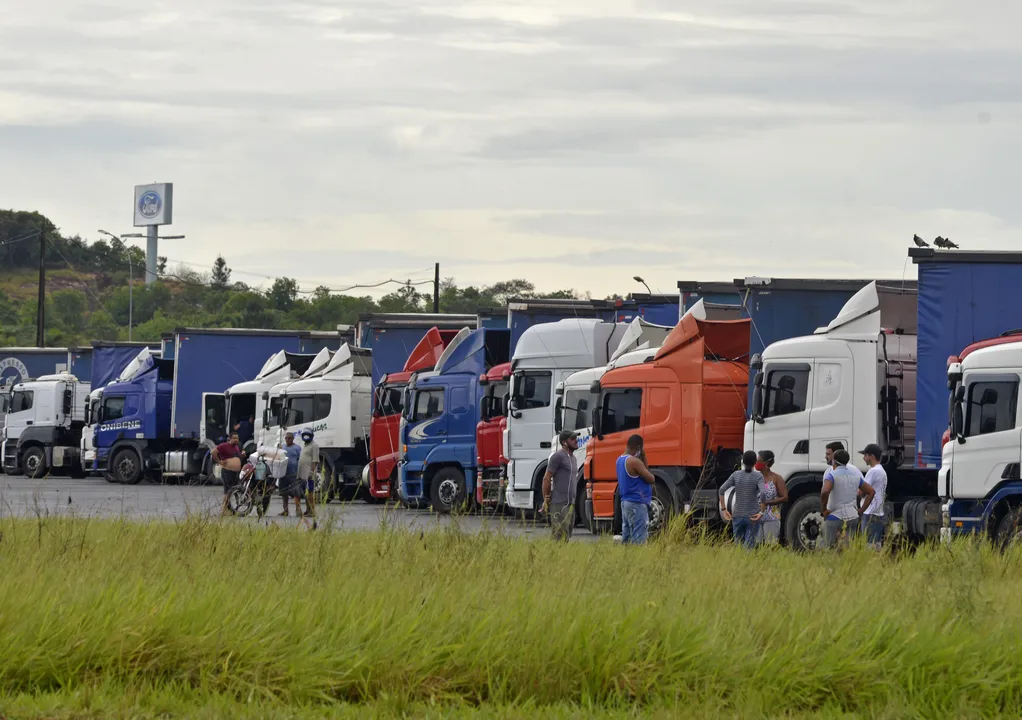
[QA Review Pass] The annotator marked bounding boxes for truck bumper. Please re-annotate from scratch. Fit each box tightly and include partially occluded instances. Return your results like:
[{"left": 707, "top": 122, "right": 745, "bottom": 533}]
[
  {"left": 476, "top": 468, "right": 504, "bottom": 508},
  {"left": 505, "top": 485, "right": 533, "bottom": 510}
]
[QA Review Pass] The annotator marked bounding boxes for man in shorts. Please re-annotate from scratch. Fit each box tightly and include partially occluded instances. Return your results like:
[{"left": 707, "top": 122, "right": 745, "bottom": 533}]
[
  {"left": 278, "top": 432, "right": 302, "bottom": 517},
  {"left": 296, "top": 428, "right": 320, "bottom": 527}
]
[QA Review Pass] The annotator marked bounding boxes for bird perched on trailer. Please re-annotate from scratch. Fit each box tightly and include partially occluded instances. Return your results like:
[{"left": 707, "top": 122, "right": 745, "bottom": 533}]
[
  {"left": 934, "top": 236, "right": 959, "bottom": 249},
  {"left": 912, "top": 234, "right": 929, "bottom": 248}
]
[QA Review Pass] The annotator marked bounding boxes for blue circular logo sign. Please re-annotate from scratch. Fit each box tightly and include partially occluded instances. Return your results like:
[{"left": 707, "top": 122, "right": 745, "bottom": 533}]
[
  {"left": 138, "top": 191, "right": 162, "bottom": 219},
  {"left": 0, "top": 358, "right": 28, "bottom": 389}
]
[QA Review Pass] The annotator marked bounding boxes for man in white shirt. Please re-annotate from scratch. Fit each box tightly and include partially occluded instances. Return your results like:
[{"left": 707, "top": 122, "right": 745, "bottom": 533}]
[{"left": 859, "top": 443, "right": 888, "bottom": 549}]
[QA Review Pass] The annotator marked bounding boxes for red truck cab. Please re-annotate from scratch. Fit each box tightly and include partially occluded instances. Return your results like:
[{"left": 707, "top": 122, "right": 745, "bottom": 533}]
[
  {"left": 584, "top": 312, "right": 751, "bottom": 535},
  {"left": 367, "top": 328, "right": 458, "bottom": 499},
  {"left": 476, "top": 362, "right": 511, "bottom": 508}
]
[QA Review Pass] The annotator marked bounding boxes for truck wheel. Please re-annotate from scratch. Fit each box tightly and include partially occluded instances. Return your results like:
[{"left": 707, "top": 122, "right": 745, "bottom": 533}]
[
  {"left": 648, "top": 482, "right": 673, "bottom": 536},
  {"left": 785, "top": 495, "right": 824, "bottom": 551},
  {"left": 995, "top": 506, "right": 1022, "bottom": 548},
  {"left": 112, "top": 449, "right": 143, "bottom": 485},
  {"left": 22, "top": 447, "right": 47, "bottom": 479},
  {"left": 430, "top": 468, "right": 466, "bottom": 514}
]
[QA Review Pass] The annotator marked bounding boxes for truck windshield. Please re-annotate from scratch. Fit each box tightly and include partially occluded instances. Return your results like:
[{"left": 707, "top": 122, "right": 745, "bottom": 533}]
[
  {"left": 480, "top": 380, "right": 508, "bottom": 422},
  {"left": 375, "top": 383, "right": 405, "bottom": 417},
  {"left": 561, "top": 388, "right": 596, "bottom": 431}
]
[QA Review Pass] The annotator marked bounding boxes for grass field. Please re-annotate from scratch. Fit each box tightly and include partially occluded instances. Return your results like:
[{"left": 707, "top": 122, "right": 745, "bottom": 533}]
[{"left": 1, "top": 514, "right": 1021, "bottom": 718}]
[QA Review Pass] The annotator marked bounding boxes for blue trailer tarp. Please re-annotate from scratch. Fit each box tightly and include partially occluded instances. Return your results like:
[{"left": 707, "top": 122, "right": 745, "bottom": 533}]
[
  {"left": 69, "top": 349, "right": 93, "bottom": 382},
  {"left": 170, "top": 332, "right": 306, "bottom": 439},
  {"left": 0, "top": 348, "right": 71, "bottom": 388},
  {"left": 742, "top": 285, "right": 867, "bottom": 412},
  {"left": 369, "top": 327, "right": 447, "bottom": 387},
  {"left": 615, "top": 300, "right": 681, "bottom": 326},
  {"left": 681, "top": 290, "right": 742, "bottom": 312},
  {"left": 916, "top": 261, "right": 1022, "bottom": 469},
  {"left": 90, "top": 344, "right": 160, "bottom": 389}
]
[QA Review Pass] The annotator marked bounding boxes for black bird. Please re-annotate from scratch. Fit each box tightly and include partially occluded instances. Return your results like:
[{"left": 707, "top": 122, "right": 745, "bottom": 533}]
[
  {"left": 934, "top": 236, "right": 959, "bottom": 249},
  {"left": 913, "top": 234, "right": 929, "bottom": 248}
]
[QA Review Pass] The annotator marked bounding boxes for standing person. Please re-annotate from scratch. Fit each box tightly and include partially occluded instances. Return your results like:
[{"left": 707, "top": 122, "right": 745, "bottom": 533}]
[
  {"left": 755, "top": 450, "right": 788, "bottom": 545},
  {"left": 719, "top": 451, "right": 764, "bottom": 548},
  {"left": 212, "top": 432, "right": 244, "bottom": 517},
  {"left": 235, "top": 416, "right": 254, "bottom": 447},
  {"left": 859, "top": 443, "right": 888, "bottom": 549},
  {"left": 297, "top": 428, "right": 320, "bottom": 525},
  {"left": 540, "top": 430, "right": 579, "bottom": 541},
  {"left": 820, "top": 449, "right": 875, "bottom": 549},
  {"left": 617, "top": 434, "right": 657, "bottom": 545},
  {"left": 277, "top": 432, "right": 302, "bottom": 517}
]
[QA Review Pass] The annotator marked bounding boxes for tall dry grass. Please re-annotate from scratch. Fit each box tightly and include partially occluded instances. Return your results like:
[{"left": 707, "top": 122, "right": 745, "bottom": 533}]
[{"left": 0, "top": 512, "right": 1019, "bottom": 717}]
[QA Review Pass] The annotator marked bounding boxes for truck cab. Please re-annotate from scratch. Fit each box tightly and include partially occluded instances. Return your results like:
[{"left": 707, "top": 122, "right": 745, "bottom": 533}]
[
  {"left": 366, "top": 328, "right": 460, "bottom": 501},
  {"left": 279, "top": 344, "right": 373, "bottom": 501},
  {"left": 2, "top": 373, "right": 90, "bottom": 478},
  {"left": 942, "top": 342, "right": 1022, "bottom": 540},
  {"left": 399, "top": 327, "right": 511, "bottom": 512},
  {"left": 586, "top": 305, "right": 751, "bottom": 535},
  {"left": 476, "top": 361, "right": 511, "bottom": 508},
  {"left": 223, "top": 348, "right": 331, "bottom": 455},
  {"left": 503, "top": 319, "right": 631, "bottom": 515},
  {"left": 744, "top": 282, "right": 931, "bottom": 548}
]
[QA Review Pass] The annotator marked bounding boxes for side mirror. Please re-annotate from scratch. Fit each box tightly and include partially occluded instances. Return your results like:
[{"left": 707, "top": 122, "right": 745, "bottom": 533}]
[
  {"left": 553, "top": 398, "right": 563, "bottom": 434},
  {"left": 952, "top": 401, "right": 965, "bottom": 443},
  {"left": 752, "top": 371, "right": 764, "bottom": 423},
  {"left": 63, "top": 387, "right": 73, "bottom": 415},
  {"left": 592, "top": 406, "right": 603, "bottom": 440},
  {"left": 262, "top": 391, "right": 269, "bottom": 401}
]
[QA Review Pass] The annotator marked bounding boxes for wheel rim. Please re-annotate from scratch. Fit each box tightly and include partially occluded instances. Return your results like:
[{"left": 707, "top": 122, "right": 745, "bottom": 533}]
[
  {"left": 798, "top": 510, "right": 824, "bottom": 549},
  {"left": 438, "top": 478, "right": 458, "bottom": 507},
  {"left": 649, "top": 497, "right": 666, "bottom": 534},
  {"left": 116, "top": 455, "right": 136, "bottom": 482},
  {"left": 25, "top": 454, "right": 40, "bottom": 475}
]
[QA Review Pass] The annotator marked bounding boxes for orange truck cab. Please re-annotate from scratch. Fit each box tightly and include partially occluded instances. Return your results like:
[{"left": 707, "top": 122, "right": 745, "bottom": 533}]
[
  {"left": 584, "top": 310, "right": 751, "bottom": 535},
  {"left": 476, "top": 361, "right": 512, "bottom": 508}
]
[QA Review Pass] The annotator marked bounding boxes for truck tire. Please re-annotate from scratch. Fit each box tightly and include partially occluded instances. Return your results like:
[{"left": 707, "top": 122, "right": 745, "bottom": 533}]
[
  {"left": 112, "top": 449, "right": 143, "bottom": 485},
  {"left": 649, "top": 482, "right": 673, "bottom": 536},
  {"left": 995, "top": 505, "right": 1022, "bottom": 548},
  {"left": 430, "top": 467, "right": 466, "bottom": 514},
  {"left": 785, "top": 494, "right": 825, "bottom": 551},
  {"left": 22, "top": 447, "right": 47, "bottom": 479}
]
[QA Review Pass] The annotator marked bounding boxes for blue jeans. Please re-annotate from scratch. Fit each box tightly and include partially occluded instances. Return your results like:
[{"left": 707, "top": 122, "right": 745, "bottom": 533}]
[
  {"left": 864, "top": 514, "right": 885, "bottom": 547},
  {"left": 731, "top": 516, "right": 758, "bottom": 548},
  {"left": 621, "top": 501, "right": 649, "bottom": 545}
]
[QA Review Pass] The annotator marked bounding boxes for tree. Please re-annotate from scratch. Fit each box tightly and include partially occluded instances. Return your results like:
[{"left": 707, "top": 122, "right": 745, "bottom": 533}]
[
  {"left": 267, "top": 277, "right": 299, "bottom": 312},
  {"left": 52, "top": 290, "right": 87, "bottom": 334},
  {"left": 157, "top": 256, "right": 167, "bottom": 275},
  {"left": 486, "top": 279, "right": 535, "bottom": 304},
  {"left": 211, "top": 255, "right": 232, "bottom": 289}
]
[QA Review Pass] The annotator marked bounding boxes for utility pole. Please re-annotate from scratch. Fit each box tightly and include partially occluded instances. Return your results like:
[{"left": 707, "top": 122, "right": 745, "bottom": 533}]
[
  {"left": 36, "top": 231, "right": 45, "bottom": 347},
  {"left": 433, "top": 262, "right": 440, "bottom": 313}
]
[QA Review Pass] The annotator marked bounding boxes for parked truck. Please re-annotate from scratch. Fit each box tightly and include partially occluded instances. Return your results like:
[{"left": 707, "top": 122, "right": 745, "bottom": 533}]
[
  {"left": 94, "top": 329, "right": 317, "bottom": 484},
  {"left": 584, "top": 305, "right": 752, "bottom": 535},
  {"left": 365, "top": 327, "right": 461, "bottom": 501},
  {"left": 278, "top": 344, "right": 374, "bottom": 501},
  {"left": 2, "top": 373, "right": 91, "bottom": 477},
  {"left": 745, "top": 249, "right": 1022, "bottom": 548},
  {"left": 503, "top": 319, "right": 632, "bottom": 516},
  {"left": 399, "top": 327, "right": 511, "bottom": 512},
  {"left": 475, "top": 361, "right": 511, "bottom": 509}
]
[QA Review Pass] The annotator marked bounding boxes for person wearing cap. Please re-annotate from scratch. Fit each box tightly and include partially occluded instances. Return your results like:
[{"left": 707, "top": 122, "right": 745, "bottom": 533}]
[
  {"left": 296, "top": 427, "right": 320, "bottom": 527},
  {"left": 820, "top": 448, "right": 875, "bottom": 549},
  {"left": 859, "top": 443, "right": 888, "bottom": 549},
  {"left": 541, "top": 430, "right": 579, "bottom": 541}
]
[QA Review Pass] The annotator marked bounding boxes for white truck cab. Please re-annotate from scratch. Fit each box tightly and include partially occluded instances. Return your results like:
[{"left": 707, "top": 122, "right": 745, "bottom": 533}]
[
  {"left": 279, "top": 345, "right": 372, "bottom": 500},
  {"left": 2, "top": 373, "right": 91, "bottom": 477},
  {"left": 744, "top": 282, "right": 927, "bottom": 549}
]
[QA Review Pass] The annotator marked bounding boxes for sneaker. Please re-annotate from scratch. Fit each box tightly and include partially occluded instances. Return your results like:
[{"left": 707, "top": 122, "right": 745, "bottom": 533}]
[{"left": 277, "top": 511, "right": 289, "bottom": 517}]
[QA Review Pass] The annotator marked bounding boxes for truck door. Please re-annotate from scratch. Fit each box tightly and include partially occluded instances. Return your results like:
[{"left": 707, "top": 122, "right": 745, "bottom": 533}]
[
  {"left": 949, "top": 372, "right": 1022, "bottom": 500},
  {"left": 5, "top": 388, "right": 36, "bottom": 444},
  {"left": 200, "top": 393, "right": 227, "bottom": 445},
  {"left": 755, "top": 362, "right": 813, "bottom": 476},
  {"left": 591, "top": 384, "right": 645, "bottom": 518},
  {"left": 507, "top": 370, "right": 554, "bottom": 490},
  {"left": 807, "top": 358, "right": 852, "bottom": 471},
  {"left": 406, "top": 387, "right": 449, "bottom": 460}
]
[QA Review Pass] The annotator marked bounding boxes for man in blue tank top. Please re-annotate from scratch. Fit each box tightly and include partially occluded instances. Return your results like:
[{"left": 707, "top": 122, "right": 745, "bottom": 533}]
[{"left": 617, "top": 434, "right": 656, "bottom": 545}]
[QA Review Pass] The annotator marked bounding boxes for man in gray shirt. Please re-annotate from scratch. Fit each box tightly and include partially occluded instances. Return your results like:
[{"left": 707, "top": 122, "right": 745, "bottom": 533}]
[
  {"left": 541, "top": 430, "right": 579, "bottom": 541},
  {"left": 820, "top": 448, "right": 875, "bottom": 549}
]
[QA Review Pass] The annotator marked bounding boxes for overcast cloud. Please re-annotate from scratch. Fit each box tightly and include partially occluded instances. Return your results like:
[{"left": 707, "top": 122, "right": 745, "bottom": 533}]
[{"left": 0, "top": 0, "right": 1018, "bottom": 297}]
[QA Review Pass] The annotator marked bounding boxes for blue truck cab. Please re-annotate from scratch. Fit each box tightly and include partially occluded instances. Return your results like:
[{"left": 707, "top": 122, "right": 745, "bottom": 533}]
[{"left": 399, "top": 327, "right": 510, "bottom": 512}]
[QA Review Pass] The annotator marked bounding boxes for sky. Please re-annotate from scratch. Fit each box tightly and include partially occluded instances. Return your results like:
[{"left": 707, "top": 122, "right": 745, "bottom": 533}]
[{"left": 0, "top": 0, "right": 1019, "bottom": 299}]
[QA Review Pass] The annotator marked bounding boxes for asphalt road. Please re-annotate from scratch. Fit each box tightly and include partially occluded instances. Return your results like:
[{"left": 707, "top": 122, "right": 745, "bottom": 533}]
[{"left": 0, "top": 473, "right": 599, "bottom": 540}]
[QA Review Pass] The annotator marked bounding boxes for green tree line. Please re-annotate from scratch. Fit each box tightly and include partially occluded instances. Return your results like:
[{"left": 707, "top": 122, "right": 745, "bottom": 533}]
[{"left": 0, "top": 210, "right": 581, "bottom": 346}]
